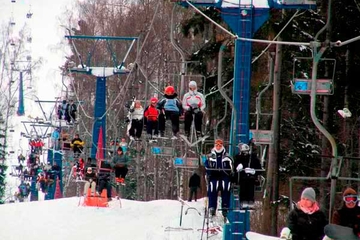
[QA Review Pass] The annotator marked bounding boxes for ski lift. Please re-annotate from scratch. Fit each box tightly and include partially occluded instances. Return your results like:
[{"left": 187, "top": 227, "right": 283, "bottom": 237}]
[
  {"left": 9, "top": 164, "right": 23, "bottom": 177},
  {"left": 291, "top": 57, "right": 336, "bottom": 95}
]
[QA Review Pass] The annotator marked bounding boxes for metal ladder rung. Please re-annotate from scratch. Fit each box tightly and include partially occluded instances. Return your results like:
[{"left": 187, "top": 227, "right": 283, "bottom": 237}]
[{"left": 232, "top": 221, "right": 244, "bottom": 224}]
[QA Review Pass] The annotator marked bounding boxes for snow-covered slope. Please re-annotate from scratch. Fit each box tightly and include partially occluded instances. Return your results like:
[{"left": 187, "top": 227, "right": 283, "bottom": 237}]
[{"left": 0, "top": 197, "right": 223, "bottom": 240}]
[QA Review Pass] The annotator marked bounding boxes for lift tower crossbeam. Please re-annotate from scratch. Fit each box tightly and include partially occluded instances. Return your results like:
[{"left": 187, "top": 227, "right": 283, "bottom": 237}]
[{"left": 65, "top": 35, "right": 137, "bottom": 159}]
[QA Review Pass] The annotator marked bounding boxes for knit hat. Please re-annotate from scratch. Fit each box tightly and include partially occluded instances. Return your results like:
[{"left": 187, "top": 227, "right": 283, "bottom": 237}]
[
  {"left": 189, "top": 81, "right": 197, "bottom": 88},
  {"left": 343, "top": 187, "right": 357, "bottom": 196},
  {"left": 301, "top": 187, "right": 316, "bottom": 202}
]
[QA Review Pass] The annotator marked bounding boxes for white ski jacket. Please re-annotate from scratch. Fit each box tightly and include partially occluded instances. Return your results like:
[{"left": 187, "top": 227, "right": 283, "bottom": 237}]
[{"left": 182, "top": 90, "right": 206, "bottom": 111}]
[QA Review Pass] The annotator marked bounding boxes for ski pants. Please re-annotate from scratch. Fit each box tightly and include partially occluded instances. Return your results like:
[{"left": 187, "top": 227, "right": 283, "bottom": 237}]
[
  {"left": 324, "top": 224, "right": 359, "bottom": 240},
  {"left": 64, "top": 112, "right": 71, "bottom": 123},
  {"left": 129, "top": 119, "right": 143, "bottom": 138},
  {"left": 239, "top": 178, "right": 255, "bottom": 202},
  {"left": 184, "top": 110, "right": 203, "bottom": 133},
  {"left": 207, "top": 177, "right": 231, "bottom": 211},
  {"left": 146, "top": 120, "right": 159, "bottom": 135},
  {"left": 114, "top": 166, "right": 128, "bottom": 179},
  {"left": 159, "top": 111, "right": 179, "bottom": 135},
  {"left": 188, "top": 187, "right": 198, "bottom": 201},
  {"left": 70, "top": 111, "right": 76, "bottom": 122},
  {"left": 84, "top": 180, "right": 96, "bottom": 195}
]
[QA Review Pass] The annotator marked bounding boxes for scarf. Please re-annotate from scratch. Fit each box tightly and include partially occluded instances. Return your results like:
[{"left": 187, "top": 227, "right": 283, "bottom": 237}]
[{"left": 297, "top": 199, "right": 320, "bottom": 214}]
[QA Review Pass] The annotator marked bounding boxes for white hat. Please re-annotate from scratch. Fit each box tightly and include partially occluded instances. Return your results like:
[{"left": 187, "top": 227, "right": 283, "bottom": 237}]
[{"left": 189, "top": 81, "right": 197, "bottom": 88}]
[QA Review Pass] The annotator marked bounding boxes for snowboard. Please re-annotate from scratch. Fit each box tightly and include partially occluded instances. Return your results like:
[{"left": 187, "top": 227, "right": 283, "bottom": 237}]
[
  {"left": 246, "top": 231, "right": 284, "bottom": 240},
  {"left": 324, "top": 224, "right": 359, "bottom": 240}
]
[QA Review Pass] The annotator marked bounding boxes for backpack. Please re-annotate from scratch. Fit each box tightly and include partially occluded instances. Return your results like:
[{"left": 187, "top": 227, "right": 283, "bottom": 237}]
[{"left": 164, "top": 99, "right": 179, "bottom": 112}]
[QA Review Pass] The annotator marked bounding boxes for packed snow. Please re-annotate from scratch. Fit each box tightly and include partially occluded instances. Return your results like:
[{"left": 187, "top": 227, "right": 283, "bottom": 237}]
[{"left": 0, "top": 197, "right": 223, "bottom": 240}]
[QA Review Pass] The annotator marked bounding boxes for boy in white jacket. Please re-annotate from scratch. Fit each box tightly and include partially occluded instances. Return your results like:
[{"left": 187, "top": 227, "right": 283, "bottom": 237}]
[{"left": 182, "top": 81, "right": 206, "bottom": 138}]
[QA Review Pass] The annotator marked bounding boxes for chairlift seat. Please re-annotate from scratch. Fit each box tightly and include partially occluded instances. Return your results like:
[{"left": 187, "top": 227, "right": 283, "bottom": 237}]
[{"left": 151, "top": 147, "right": 174, "bottom": 156}]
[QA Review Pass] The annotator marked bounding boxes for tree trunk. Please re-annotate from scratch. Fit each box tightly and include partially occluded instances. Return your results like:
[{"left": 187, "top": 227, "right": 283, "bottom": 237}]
[
  {"left": 262, "top": 51, "right": 275, "bottom": 234},
  {"left": 271, "top": 40, "right": 282, "bottom": 235}
]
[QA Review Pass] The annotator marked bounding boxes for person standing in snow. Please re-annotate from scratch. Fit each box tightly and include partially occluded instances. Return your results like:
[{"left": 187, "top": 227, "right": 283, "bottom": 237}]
[
  {"left": 188, "top": 171, "right": 201, "bottom": 202},
  {"left": 182, "top": 81, "right": 206, "bottom": 138}
]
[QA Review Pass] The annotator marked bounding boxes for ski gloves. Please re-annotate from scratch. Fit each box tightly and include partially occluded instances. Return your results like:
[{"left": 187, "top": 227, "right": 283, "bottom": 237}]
[
  {"left": 280, "top": 227, "right": 292, "bottom": 239},
  {"left": 188, "top": 106, "right": 200, "bottom": 114},
  {"left": 236, "top": 164, "right": 243, "bottom": 172},
  {"left": 236, "top": 164, "right": 256, "bottom": 175}
]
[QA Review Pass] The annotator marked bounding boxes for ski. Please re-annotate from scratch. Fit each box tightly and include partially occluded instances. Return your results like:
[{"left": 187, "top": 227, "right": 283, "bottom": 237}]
[
  {"left": 164, "top": 227, "right": 193, "bottom": 231},
  {"left": 197, "top": 226, "right": 222, "bottom": 234}
]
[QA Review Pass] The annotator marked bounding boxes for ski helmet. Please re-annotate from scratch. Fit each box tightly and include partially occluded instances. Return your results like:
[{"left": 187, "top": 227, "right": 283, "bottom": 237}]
[
  {"left": 150, "top": 97, "right": 158, "bottom": 103},
  {"left": 239, "top": 143, "right": 250, "bottom": 153},
  {"left": 215, "top": 139, "right": 223, "bottom": 145},
  {"left": 189, "top": 81, "right": 197, "bottom": 88},
  {"left": 164, "top": 86, "right": 175, "bottom": 95}
]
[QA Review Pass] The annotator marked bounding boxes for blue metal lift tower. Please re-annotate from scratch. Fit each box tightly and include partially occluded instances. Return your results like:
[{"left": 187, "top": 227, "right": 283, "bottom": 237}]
[
  {"left": 64, "top": 35, "right": 138, "bottom": 159},
  {"left": 172, "top": 0, "right": 316, "bottom": 239}
]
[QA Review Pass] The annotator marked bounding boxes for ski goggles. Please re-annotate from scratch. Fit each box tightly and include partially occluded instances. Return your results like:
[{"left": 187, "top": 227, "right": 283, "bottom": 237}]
[{"left": 343, "top": 195, "right": 358, "bottom": 203}]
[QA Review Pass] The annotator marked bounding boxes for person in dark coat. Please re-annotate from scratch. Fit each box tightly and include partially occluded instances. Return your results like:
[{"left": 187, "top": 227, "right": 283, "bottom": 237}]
[
  {"left": 188, "top": 171, "right": 201, "bottom": 202},
  {"left": 97, "top": 160, "right": 112, "bottom": 202},
  {"left": 205, "top": 139, "right": 233, "bottom": 218},
  {"left": 66, "top": 99, "right": 77, "bottom": 123},
  {"left": 110, "top": 147, "right": 129, "bottom": 184},
  {"left": 323, "top": 187, "right": 360, "bottom": 240},
  {"left": 233, "top": 143, "right": 262, "bottom": 208},
  {"left": 280, "top": 187, "right": 327, "bottom": 240},
  {"left": 83, "top": 167, "right": 96, "bottom": 196}
]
